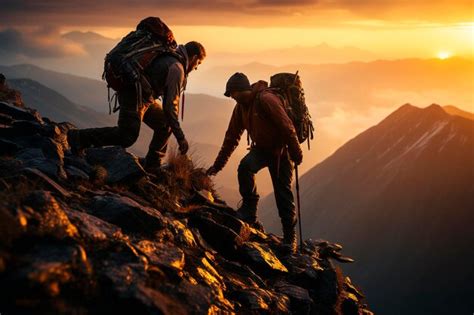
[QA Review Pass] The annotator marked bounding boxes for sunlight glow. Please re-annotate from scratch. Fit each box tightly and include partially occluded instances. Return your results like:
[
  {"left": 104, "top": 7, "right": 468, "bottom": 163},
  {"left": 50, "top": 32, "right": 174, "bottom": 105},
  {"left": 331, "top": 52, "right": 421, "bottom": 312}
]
[{"left": 437, "top": 51, "right": 452, "bottom": 59}]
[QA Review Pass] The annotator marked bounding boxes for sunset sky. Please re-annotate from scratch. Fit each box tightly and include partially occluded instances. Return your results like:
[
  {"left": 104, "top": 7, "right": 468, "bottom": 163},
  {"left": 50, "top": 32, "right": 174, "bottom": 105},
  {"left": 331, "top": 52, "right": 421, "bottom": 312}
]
[{"left": 0, "top": 0, "right": 473, "bottom": 61}]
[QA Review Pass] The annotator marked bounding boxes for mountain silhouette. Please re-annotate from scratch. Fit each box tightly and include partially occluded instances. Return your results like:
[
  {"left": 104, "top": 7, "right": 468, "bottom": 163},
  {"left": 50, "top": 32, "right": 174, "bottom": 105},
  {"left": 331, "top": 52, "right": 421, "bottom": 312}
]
[{"left": 262, "top": 103, "right": 474, "bottom": 314}]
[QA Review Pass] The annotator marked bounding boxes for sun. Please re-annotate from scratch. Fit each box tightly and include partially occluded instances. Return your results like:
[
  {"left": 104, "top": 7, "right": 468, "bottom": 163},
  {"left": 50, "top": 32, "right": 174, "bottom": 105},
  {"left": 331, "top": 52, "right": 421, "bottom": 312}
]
[{"left": 437, "top": 51, "right": 452, "bottom": 60}]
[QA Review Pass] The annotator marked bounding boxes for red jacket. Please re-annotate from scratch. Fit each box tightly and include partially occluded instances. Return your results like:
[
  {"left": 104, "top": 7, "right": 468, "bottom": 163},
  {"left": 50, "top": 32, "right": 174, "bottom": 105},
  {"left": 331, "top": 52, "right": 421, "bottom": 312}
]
[{"left": 212, "top": 80, "right": 302, "bottom": 172}]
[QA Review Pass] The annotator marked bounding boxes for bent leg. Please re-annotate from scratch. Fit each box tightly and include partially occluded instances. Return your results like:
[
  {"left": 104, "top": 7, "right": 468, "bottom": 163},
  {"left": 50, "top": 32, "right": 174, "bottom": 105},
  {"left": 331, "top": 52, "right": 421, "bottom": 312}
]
[
  {"left": 77, "top": 88, "right": 141, "bottom": 148},
  {"left": 143, "top": 100, "right": 171, "bottom": 168},
  {"left": 237, "top": 148, "right": 269, "bottom": 222}
]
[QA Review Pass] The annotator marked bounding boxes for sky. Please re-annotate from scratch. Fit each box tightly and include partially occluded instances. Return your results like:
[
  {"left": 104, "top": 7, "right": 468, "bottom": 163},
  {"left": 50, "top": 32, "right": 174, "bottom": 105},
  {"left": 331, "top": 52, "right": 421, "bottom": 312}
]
[{"left": 0, "top": 0, "right": 473, "bottom": 61}]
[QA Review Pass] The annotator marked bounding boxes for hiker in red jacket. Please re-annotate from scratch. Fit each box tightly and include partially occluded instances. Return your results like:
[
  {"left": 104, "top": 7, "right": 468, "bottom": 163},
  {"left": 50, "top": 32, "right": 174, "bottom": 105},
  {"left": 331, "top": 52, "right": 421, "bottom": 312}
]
[
  {"left": 68, "top": 20, "right": 205, "bottom": 171},
  {"left": 207, "top": 72, "right": 303, "bottom": 254}
]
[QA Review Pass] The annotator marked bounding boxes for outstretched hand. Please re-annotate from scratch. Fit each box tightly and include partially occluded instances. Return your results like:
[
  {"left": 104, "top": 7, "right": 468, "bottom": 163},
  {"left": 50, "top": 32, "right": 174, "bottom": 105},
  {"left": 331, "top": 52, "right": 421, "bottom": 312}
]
[
  {"left": 178, "top": 138, "right": 189, "bottom": 155},
  {"left": 206, "top": 165, "right": 218, "bottom": 176}
]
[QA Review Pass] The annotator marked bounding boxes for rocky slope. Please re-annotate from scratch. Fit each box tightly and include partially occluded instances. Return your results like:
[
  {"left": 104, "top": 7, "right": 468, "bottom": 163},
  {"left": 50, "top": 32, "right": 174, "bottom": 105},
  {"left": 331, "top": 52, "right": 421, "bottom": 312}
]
[{"left": 0, "top": 90, "right": 372, "bottom": 314}]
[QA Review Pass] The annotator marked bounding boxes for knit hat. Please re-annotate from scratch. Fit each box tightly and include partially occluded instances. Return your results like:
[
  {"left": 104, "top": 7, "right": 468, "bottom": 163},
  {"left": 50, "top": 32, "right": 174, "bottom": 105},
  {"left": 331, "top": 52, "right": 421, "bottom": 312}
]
[{"left": 224, "top": 72, "right": 251, "bottom": 97}]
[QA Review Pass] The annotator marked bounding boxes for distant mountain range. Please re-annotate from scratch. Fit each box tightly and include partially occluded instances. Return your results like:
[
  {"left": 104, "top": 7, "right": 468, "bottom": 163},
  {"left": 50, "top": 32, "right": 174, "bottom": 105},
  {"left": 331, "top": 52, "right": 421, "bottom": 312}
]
[{"left": 261, "top": 103, "right": 474, "bottom": 314}]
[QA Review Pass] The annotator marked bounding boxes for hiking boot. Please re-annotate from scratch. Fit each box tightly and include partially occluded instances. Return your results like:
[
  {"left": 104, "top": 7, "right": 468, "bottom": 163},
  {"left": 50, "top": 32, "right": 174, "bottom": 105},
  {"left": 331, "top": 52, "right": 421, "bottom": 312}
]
[
  {"left": 67, "top": 129, "right": 85, "bottom": 156},
  {"left": 281, "top": 227, "right": 297, "bottom": 255}
]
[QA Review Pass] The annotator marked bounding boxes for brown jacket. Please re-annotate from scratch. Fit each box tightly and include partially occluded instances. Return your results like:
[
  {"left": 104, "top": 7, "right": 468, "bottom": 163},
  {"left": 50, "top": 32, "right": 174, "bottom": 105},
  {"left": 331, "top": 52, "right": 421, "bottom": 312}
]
[{"left": 212, "top": 80, "right": 302, "bottom": 172}]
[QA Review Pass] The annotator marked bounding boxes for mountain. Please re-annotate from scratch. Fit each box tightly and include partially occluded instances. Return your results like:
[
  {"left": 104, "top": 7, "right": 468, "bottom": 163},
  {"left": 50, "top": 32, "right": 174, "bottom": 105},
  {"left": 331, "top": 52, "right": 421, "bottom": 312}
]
[
  {"left": 443, "top": 105, "right": 474, "bottom": 120},
  {"left": 7, "top": 78, "right": 114, "bottom": 128},
  {"left": 261, "top": 104, "right": 474, "bottom": 314},
  {"left": 0, "top": 84, "right": 373, "bottom": 315},
  {"left": 0, "top": 64, "right": 108, "bottom": 112}
]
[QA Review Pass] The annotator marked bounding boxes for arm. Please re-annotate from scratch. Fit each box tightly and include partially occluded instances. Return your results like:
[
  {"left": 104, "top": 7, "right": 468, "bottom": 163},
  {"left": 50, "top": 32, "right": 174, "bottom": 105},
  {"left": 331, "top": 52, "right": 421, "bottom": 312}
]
[
  {"left": 163, "top": 63, "right": 185, "bottom": 141},
  {"left": 260, "top": 92, "right": 302, "bottom": 163},
  {"left": 211, "top": 105, "right": 245, "bottom": 173}
]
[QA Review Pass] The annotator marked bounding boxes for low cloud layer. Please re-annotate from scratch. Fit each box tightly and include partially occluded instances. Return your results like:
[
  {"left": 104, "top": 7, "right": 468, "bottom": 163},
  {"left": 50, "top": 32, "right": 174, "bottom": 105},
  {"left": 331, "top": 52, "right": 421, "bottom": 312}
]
[{"left": 0, "top": 27, "right": 86, "bottom": 59}]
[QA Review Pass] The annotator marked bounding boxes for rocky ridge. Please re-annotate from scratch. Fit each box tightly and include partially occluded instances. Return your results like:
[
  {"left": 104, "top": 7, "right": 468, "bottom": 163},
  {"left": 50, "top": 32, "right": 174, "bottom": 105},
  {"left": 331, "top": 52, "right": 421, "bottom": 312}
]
[{"left": 0, "top": 87, "right": 372, "bottom": 314}]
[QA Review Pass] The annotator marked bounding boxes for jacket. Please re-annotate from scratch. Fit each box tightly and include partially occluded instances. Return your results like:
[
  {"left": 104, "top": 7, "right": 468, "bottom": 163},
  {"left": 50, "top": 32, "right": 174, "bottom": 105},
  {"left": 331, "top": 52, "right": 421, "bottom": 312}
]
[
  {"left": 145, "top": 45, "right": 188, "bottom": 141},
  {"left": 212, "top": 80, "right": 302, "bottom": 172}
]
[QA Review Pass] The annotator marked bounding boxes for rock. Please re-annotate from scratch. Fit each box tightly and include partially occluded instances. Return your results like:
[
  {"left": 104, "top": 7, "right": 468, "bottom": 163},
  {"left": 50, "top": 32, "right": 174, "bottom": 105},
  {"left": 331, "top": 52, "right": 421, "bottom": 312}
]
[
  {"left": 65, "top": 165, "right": 90, "bottom": 181},
  {"left": 22, "top": 168, "right": 71, "bottom": 197},
  {"left": 344, "top": 276, "right": 365, "bottom": 299},
  {"left": 64, "top": 155, "right": 93, "bottom": 175},
  {"left": 231, "top": 287, "right": 290, "bottom": 313},
  {"left": 5, "top": 242, "right": 91, "bottom": 300},
  {"left": 64, "top": 208, "right": 123, "bottom": 242},
  {"left": 165, "top": 219, "right": 197, "bottom": 248},
  {"left": 90, "top": 194, "right": 165, "bottom": 235},
  {"left": 189, "top": 214, "right": 243, "bottom": 256},
  {"left": 341, "top": 293, "right": 360, "bottom": 315},
  {"left": 23, "top": 190, "right": 78, "bottom": 238},
  {"left": 274, "top": 280, "right": 313, "bottom": 314},
  {"left": 0, "top": 138, "right": 20, "bottom": 155},
  {"left": 86, "top": 146, "right": 145, "bottom": 184},
  {"left": 240, "top": 242, "right": 288, "bottom": 275},
  {"left": 135, "top": 240, "right": 185, "bottom": 271},
  {"left": 0, "top": 101, "right": 42, "bottom": 123}
]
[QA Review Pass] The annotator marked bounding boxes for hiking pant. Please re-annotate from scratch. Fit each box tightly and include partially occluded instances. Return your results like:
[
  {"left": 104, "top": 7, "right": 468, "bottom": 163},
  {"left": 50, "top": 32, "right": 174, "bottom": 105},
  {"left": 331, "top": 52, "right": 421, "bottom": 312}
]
[
  {"left": 77, "top": 88, "right": 171, "bottom": 166},
  {"left": 238, "top": 147, "right": 297, "bottom": 231}
]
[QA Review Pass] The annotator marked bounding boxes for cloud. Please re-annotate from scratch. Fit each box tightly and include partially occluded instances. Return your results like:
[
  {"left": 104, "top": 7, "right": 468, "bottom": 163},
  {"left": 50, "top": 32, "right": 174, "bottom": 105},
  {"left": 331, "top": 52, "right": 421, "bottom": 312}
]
[
  {"left": 0, "top": 0, "right": 471, "bottom": 29},
  {"left": 0, "top": 27, "right": 86, "bottom": 58}
]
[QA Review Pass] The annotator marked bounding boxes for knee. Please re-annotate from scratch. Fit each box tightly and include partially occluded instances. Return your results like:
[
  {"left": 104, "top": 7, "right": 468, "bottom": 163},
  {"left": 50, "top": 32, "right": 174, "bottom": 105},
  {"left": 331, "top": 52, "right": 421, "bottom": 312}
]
[
  {"left": 238, "top": 157, "right": 253, "bottom": 174},
  {"left": 118, "top": 126, "right": 140, "bottom": 148}
]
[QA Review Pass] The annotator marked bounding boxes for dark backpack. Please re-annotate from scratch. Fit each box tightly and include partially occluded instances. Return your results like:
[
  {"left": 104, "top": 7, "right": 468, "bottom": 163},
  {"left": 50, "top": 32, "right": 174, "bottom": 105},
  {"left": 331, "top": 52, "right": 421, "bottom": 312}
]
[
  {"left": 269, "top": 72, "right": 315, "bottom": 149},
  {"left": 102, "top": 17, "right": 180, "bottom": 113}
]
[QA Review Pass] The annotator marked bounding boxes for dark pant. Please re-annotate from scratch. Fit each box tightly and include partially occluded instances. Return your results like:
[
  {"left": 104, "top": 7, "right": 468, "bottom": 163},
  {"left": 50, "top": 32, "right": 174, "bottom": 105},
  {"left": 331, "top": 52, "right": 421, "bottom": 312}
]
[
  {"left": 77, "top": 88, "right": 171, "bottom": 166},
  {"left": 238, "top": 148, "right": 297, "bottom": 231}
]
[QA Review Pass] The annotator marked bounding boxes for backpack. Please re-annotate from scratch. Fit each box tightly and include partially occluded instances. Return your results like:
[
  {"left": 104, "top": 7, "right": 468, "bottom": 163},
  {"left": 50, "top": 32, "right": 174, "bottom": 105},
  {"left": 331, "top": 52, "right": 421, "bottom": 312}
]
[
  {"left": 102, "top": 17, "right": 180, "bottom": 113},
  {"left": 269, "top": 72, "right": 315, "bottom": 149}
]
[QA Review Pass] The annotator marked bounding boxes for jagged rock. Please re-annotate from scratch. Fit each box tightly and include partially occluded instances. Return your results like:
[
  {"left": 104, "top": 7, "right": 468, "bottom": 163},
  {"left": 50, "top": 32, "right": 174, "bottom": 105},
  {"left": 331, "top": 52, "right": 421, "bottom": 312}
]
[
  {"left": 0, "top": 138, "right": 20, "bottom": 155},
  {"left": 189, "top": 214, "right": 243, "bottom": 256},
  {"left": 22, "top": 168, "right": 71, "bottom": 197},
  {"left": 22, "top": 190, "right": 78, "bottom": 238},
  {"left": 0, "top": 112, "right": 13, "bottom": 124},
  {"left": 0, "top": 101, "right": 42, "bottom": 123},
  {"left": 18, "top": 146, "right": 66, "bottom": 180},
  {"left": 344, "top": 276, "right": 365, "bottom": 299},
  {"left": 274, "top": 280, "right": 313, "bottom": 314},
  {"left": 64, "top": 208, "right": 123, "bottom": 242},
  {"left": 65, "top": 165, "right": 90, "bottom": 181},
  {"left": 64, "top": 155, "right": 93, "bottom": 175},
  {"left": 165, "top": 219, "right": 197, "bottom": 248},
  {"left": 341, "top": 293, "right": 360, "bottom": 315},
  {"left": 231, "top": 287, "right": 291, "bottom": 313},
  {"left": 202, "top": 206, "right": 252, "bottom": 241},
  {"left": 241, "top": 242, "right": 288, "bottom": 275},
  {"left": 2, "top": 242, "right": 91, "bottom": 307},
  {"left": 90, "top": 194, "right": 165, "bottom": 235},
  {"left": 135, "top": 240, "right": 185, "bottom": 271},
  {"left": 86, "top": 146, "right": 146, "bottom": 184}
]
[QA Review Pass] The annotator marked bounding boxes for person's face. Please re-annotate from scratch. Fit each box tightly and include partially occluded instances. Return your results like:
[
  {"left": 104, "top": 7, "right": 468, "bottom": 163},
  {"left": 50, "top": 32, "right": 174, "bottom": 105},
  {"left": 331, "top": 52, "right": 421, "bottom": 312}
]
[
  {"left": 230, "top": 90, "right": 251, "bottom": 104},
  {"left": 188, "top": 55, "right": 203, "bottom": 73}
]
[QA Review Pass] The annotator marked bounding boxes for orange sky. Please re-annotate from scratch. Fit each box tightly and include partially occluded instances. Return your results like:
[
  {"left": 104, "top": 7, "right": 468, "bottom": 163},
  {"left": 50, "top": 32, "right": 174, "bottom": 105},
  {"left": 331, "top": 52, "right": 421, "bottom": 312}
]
[{"left": 0, "top": 0, "right": 473, "bottom": 60}]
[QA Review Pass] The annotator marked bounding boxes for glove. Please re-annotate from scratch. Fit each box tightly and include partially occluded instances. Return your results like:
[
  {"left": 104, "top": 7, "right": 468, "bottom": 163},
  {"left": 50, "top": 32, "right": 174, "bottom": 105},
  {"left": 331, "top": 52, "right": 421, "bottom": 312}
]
[
  {"left": 288, "top": 142, "right": 303, "bottom": 165},
  {"left": 178, "top": 138, "right": 189, "bottom": 155},
  {"left": 206, "top": 165, "right": 219, "bottom": 176}
]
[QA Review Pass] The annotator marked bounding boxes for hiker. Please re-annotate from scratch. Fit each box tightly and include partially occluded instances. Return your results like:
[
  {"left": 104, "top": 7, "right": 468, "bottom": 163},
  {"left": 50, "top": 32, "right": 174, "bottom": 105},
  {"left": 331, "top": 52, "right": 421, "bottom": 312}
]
[
  {"left": 68, "top": 17, "right": 206, "bottom": 171},
  {"left": 207, "top": 72, "right": 303, "bottom": 254}
]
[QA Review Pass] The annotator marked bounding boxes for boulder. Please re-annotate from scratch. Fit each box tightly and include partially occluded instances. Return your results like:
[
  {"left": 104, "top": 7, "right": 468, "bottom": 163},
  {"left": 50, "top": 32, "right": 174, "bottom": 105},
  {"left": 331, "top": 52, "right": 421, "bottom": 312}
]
[
  {"left": 90, "top": 194, "right": 165, "bottom": 235},
  {"left": 86, "top": 147, "right": 145, "bottom": 184},
  {"left": 0, "top": 101, "right": 42, "bottom": 123},
  {"left": 274, "top": 280, "right": 313, "bottom": 314},
  {"left": 240, "top": 242, "right": 288, "bottom": 275}
]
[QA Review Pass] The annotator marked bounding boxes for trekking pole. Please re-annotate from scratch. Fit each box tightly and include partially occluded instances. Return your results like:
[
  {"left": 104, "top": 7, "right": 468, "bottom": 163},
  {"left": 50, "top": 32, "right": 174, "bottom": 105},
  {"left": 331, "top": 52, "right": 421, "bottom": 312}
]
[{"left": 295, "top": 165, "right": 304, "bottom": 249}]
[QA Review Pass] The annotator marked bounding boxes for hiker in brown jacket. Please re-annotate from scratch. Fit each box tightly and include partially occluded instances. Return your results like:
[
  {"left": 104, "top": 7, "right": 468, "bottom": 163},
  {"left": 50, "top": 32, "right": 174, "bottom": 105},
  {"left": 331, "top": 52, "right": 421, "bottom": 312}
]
[{"left": 207, "top": 72, "right": 303, "bottom": 254}]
